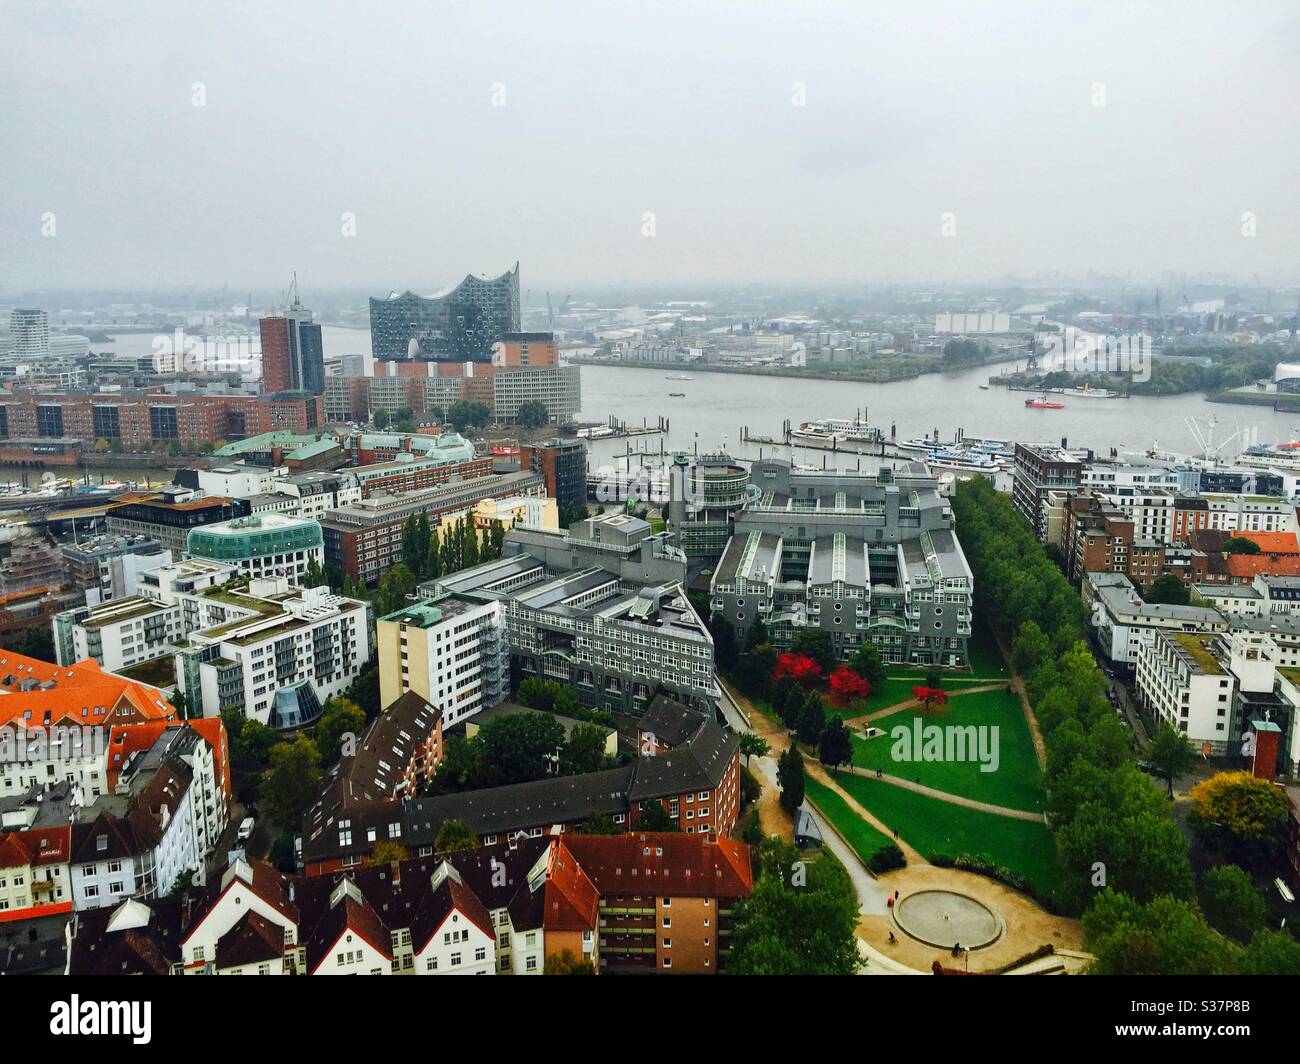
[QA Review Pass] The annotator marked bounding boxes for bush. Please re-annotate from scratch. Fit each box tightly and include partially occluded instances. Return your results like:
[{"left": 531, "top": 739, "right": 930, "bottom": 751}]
[{"left": 867, "top": 844, "right": 906, "bottom": 874}]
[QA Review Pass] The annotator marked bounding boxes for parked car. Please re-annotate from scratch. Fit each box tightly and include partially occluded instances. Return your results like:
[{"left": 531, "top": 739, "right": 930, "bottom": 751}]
[{"left": 237, "top": 817, "right": 256, "bottom": 842}]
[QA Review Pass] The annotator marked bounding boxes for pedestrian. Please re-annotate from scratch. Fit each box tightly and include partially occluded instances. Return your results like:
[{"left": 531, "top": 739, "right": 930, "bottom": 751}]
[
  {"left": 894, "top": 890, "right": 899, "bottom": 901},
  {"left": 888, "top": 931, "right": 896, "bottom": 944},
  {"left": 887, "top": 895, "right": 893, "bottom": 909},
  {"left": 892, "top": 827, "right": 898, "bottom": 839}
]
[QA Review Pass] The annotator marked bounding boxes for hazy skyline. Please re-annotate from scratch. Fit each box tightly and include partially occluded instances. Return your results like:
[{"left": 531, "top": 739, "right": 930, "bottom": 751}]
[{"left": 3, "top": 0, "right": 1298, "bottom": 293}]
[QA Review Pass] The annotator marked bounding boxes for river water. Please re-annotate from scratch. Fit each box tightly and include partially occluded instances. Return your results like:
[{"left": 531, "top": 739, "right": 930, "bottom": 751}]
[
  {"left": 29, "top": 327, "right": 1296, "bottom": 484},
  {"left": 575, "top": 359, "right": 1297, "bottom": 471}
]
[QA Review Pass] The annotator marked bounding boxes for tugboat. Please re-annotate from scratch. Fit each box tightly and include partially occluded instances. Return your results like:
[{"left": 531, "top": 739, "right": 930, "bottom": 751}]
[{"left": 1025, "top": 392, "right": 1065, "bottom": 409}]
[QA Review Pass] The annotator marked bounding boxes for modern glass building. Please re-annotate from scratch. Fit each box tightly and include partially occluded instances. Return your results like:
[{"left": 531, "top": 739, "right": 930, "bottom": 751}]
[
  {"left": 369, "top": 263, "right": 521, "bottom": 361},
  {"left": 186, "top": 513, "right": 325, "bottom": 580}
]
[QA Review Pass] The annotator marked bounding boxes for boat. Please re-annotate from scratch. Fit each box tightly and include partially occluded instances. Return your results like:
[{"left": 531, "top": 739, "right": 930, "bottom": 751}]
[
  {"left": 978, "top": 383, "right": 990, "bottom": 390},
  {"left": 924, "top": 447, "right": 1001, "bottom": 475},
  {"left": 1025, "top": 393, "right": 1065, "bottom": 409},
  {"left": 1060, "top": 383, "right": 1121, "bottom": 399},
  {"left": 665, "top": 374, "right": 694, "bottom": 381},
  {"left": 790, "top": 417, "right": 884, "bottom": 448},
  {"left": 668, "top": 391, "right": 686, "bottom": 397}
]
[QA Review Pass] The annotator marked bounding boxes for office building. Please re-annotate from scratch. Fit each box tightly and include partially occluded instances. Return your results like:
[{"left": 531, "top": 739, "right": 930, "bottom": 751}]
[
  {"left": 186, "top": 513, "right": 325, "bottom": 582},
  {"left": 1011, "top": 443, "right": 1084, "bottom": 538},
  {"left": 710, "top": 460, "right": 974, "bottom": 667},
  {"left": 260, "top": 295, "right": 324, "bottom": 396},
  {"left": 520, "top": 438, "right": 587, "bottom": 514}
]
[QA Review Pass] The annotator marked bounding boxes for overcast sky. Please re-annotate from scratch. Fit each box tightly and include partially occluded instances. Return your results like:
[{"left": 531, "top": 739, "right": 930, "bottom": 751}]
[{"left": 3, "top": 0, "right": 1297, "bottom": 294}]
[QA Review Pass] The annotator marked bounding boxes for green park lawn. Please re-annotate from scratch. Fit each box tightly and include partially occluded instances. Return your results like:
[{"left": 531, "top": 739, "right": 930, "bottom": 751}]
[
  {"left": 802, "top": 776, "right": 896, "bottom": 865},
  {"left": 849, "top": 687, "right": 1044, "bottom": 812},
  {"left": 831, "top": 771, "right": 1058, "bottom": 896}
]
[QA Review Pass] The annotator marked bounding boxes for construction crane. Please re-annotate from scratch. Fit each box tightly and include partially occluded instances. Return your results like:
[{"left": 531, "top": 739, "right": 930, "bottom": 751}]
[{"left": 546, "top": 292, "right": 554, "bottom": 326}]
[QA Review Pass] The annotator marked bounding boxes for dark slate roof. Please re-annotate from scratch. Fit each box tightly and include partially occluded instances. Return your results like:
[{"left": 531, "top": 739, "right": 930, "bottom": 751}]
[
  {"left": 0, "top": 913, "right": 68, "bottom": 975},
  {"left": 348, "top": 691, "right": 441, "bottom": 798},
  {"left": 627, "top": 718, "right": 739, "bottom": 801},
  {"left": 638, "top": 694, "right": 707, "bottom": 747},
  {"left": 67, "top": 899, "right": 184, "bottom": 975},
  {"left": 406, "top": 766, "right": 635, "bottom": 844},
  {"left": 214, "top": 909, "right": 285, "bottom": 970}
]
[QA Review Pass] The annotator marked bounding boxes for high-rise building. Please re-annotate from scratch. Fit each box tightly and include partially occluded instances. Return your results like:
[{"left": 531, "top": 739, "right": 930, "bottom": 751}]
[
  {"left": 10, "top": 308, "right": 50, "bottom": 361},
  {"left": 259, "top": 284, "right": 324, "bottom": 395},
  {"left": 369, "top": 264, "right": 521, "bottom": 362},
  {"left": 521, "top": 438, "right": 587, "bottom": 512}
]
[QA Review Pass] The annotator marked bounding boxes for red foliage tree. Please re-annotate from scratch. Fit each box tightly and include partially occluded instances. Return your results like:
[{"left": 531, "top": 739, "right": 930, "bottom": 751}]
[
  {"left": 911, "top": 686, "right": 949, "bottom": 712},
  {"left": 773, "top": 652, "right": 822, "bottom": 688},
  {"left": 828, "top": 666, "right": 869, "bottom": 705}
]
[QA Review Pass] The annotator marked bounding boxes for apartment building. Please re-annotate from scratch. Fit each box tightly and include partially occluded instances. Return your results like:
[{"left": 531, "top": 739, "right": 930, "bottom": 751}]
[
  {"left": 1011, "top": 443, "right": 1083, "bottom": 538},
  {"left": 376, "top": 598, "right": 509, "bottom": 729},
  {"left": 710, "top": 460, "right": 974, "bottom": 667},
  {"left": 60, "top": 534, "right": 167, "bottom": 604},
  {"left": 1134, "top": 630, "right": 1236, "bottom": 750},
  {"left": 301, "top": 702, "right": 740, "bottom": 874},
  {"left": 1083, "top": 571, "right": 1227, "bottom": 671},
  {"left": 69, "top": 832, "right": 751, "bottom": 976},
  {"left": 176, "top": 581, "right": 371, "bottom": 727}
]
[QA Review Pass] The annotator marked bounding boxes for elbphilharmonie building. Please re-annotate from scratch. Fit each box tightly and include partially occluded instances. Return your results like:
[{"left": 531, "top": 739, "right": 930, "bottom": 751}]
[{"left": 368, "top": 263, "right": 521, "bottom": 362}]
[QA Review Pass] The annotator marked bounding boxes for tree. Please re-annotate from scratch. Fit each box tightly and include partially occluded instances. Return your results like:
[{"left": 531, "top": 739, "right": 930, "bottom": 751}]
[
  {"left": 315, "top": 698, "right": 366, "bottom": 766},
  {"left": 790, "top": 629, "right": 837, "bottom": 673},
  {"left": 261, "top": 735, "right": 322, "bottom": 830},
  {"left": 1222, "top": 536, "right": 1261, "bottom": 555},
  {"left": 1146, "top": 722, "right": 1198, "bottom": 798},
  {"left": 1057, "top": 797, "right": 1195, "bottom": 909},
  {"left": 433, "top": 819, "right": 479, "bottom": 852},
  {"left": 447, "top": 399, "right": 491, "bottom": 434},
  {"left": 736, "top": 644, "right": 778, "bottom": 693},
  {"left": 776, "top": 747, "right": 805, "bottom": 815},
  {"left": 365, "top": 841, "right": 411, "bottom": 866},
  {"left": 344, "top": 662, "right": 381, "bottom": 720},
  {"left": 560, "top": 722, "right": 608, "bottom": 776},
  {"left": 1241, "top": 929, "right": 1300, "bottom": 974},
  {"left": 1199, "top": 864, "right": 1268, "bottom": 943},
  {"left": 269, "top": 833, "right": 297, "bottom": 873},
  {"left": 401, "top": 515, "right": 424, "bottom": 578},
  {"left": 477, "top": 712, "right": 566, "bottom": 786},
  {"left": 827, "top": 665, "right": 869, "bottom": 706},
  {"left": 1083, "top": 890, "right": 1238, "bottom": 975},
  {"left": 795, "top": 692, "right": 826, "bottom": 745},
  {"left": 710, "top": 615, "right": 739, "bottom": 671},
  {"left": 818, "top": 715, "right": 852, "bottom": 772},
  {"left": 911, "top": 685, "right": 949, "bottom": 712},
  {"left": 637, "top": 801, "right": 679, "bottom": 832},
  {"left": 516, "top": 399, "right": 549, "bottom": 429},
  {"left": 729, "top": 839, "right": 860, "bottom": 975},
  {"left": 374, "top": 563, "right": 417, "bottom": 616},
  {"left": 848, "top": 642, "right": 886, "bottom": 687},
  {"left": 544, "top": 949, "right": 596, "bottom": 974},
  {"left": 773, "top": 652, "right": 822, "bottom": 688},
  {"left": 738, "top": 732, "right": 769, "bottom": 766},
  {"left": 433, "top": 734, "right": 483, "bottom": 792},
  {"left": 4, "top": 624, "right": 54, "bottom": 662},
  {"left": 580, "top": 815, "right": 621, "bottom": 835},
  {"left": 1143, "top": 574, "right": 1191, "bottom": 606},
  {"left": 302, "top": 557, "right": 329, "bottom": 588},
  {"left": 1188, "top": 771, "right": 1290, "bottom": 864}
]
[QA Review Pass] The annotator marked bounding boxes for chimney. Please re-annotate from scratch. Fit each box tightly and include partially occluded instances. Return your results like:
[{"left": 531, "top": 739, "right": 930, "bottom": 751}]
[
  {"left": 288, "top": 881, "right": 296, "bottom": 902},
  {"left": 391, "top": 860, "right": 401, "bottom": 887}
]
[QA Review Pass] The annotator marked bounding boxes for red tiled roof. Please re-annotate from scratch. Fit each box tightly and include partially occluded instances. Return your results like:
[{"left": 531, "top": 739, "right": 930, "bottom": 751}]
[
  {"left": 561, "top": 832, "right": 753, "bottom": 899},
  {"left": 543, "top": 842, "right": 600, "bottom": 932},
  {"left": 1226, "top": 553, "right": 1300, "bottom": 580},
  {"left": 1238, "top": 531, "right": 1300, "bottom": 555}
]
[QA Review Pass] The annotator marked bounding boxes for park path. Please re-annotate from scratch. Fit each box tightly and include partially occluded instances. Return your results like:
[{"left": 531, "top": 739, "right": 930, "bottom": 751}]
[
  {"left": 843, "top": 681, "right": 1014, "bottom": 729},
  {"left": 988, "top": 625, "right": 1049, "bottom": 773},
  {"left": 837, "top": 765, "right": 1048, "bottom": 823}
]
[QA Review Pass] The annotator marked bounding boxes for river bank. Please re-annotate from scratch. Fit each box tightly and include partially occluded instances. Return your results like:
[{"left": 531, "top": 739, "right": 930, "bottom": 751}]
[{"left": 567, "top": 352, "right": 1004, "bottom": 385}]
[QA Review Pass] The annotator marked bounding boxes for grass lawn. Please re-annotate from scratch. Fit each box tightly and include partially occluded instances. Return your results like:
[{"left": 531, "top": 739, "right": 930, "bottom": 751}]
[
  {"left": 833, "top": 772, "right": 1058, "bottom": 896},
  {"left": 849, "top": 688, "right": 1044, "bottom": 812},
  {"left": 803, "top": 776, "right": 896, "bottom": 865}
]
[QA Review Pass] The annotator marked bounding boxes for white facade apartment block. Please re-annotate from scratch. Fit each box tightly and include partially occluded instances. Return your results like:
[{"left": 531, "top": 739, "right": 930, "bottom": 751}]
[
  {"left": 1098, "top": 492, "right": 1177, "bottom": 545},
  {"left": 1134, "top": 630, "right": 1235, "bottom": 748},
  {"left": 1201, "top": 494, "right": 1299, "bottom": 535},
  {"left": 0, "top": 734, "right": 108, "bottom": 803},
  {"left": 187, "top": 586, "right": 371, "bottom": 723},
  {"left": 57, "top": 597, "right": 183, "bottom": 671}
]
